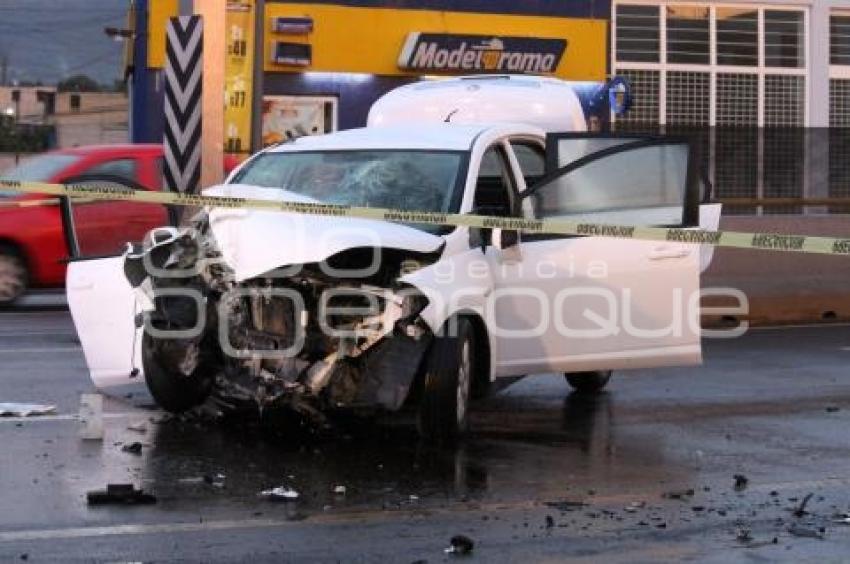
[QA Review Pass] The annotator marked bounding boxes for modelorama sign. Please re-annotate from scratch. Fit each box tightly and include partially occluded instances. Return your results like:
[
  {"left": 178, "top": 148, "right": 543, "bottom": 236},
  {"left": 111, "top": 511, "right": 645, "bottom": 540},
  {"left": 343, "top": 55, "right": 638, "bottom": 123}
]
[{"left": 398, "top": 32, "right": 567, "bottom": 74}]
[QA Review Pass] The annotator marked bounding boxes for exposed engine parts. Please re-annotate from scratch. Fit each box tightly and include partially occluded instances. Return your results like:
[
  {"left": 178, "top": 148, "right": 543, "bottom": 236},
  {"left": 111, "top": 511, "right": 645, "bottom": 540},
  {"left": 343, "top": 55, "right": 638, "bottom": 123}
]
[{"left": 127, "top": 212, "right": 435, "bottom": 419}]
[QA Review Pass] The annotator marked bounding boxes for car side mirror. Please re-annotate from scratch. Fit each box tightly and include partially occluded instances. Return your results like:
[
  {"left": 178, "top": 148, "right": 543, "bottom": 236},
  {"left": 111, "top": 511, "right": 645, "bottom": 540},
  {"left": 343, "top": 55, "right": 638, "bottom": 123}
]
[{"left": 493, "top": 228, "right": 520, "bottom": 250}]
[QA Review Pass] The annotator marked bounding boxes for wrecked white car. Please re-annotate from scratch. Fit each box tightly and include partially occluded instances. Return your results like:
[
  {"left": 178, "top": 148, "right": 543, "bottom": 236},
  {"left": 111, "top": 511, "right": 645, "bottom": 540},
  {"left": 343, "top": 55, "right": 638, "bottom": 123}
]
[{"left": 66, "top": 78, "right": 721, "bottom": 440}]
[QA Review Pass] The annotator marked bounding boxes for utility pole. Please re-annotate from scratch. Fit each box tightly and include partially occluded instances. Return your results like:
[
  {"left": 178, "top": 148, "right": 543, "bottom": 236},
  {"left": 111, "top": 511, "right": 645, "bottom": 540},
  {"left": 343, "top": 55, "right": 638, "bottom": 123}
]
[{"left": 195, "top": 0, "right": 225, "bottom": 188}]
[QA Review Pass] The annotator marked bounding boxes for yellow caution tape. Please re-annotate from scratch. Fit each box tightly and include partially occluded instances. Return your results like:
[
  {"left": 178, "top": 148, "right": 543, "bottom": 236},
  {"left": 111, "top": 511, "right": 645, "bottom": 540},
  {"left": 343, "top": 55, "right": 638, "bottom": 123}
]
[{"left": 2, "top": 179, "right": 849, "bottom": 256}]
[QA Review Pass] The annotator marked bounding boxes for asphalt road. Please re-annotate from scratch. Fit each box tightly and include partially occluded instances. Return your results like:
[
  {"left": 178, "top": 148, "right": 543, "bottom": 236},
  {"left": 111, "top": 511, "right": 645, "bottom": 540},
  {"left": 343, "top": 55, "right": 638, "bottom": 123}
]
[{"left": 2, "top": 304, "right": 850, "bottom": 562}]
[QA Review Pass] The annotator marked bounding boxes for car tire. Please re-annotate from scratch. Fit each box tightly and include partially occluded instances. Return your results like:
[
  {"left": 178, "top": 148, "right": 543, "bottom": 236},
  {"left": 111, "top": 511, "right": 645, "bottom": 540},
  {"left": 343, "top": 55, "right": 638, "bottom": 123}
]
[
  {"left": 0, "top": 248, "right": 28, "bottom": 307},
  {"left": 417, "top": 317, "right": 475, "bottom": 442},
  {"left": 565, "top": 370, "right": 612, "bottom": 394},
  {"left": 142, "top": 332, "right": 214, "bottom": 413}
]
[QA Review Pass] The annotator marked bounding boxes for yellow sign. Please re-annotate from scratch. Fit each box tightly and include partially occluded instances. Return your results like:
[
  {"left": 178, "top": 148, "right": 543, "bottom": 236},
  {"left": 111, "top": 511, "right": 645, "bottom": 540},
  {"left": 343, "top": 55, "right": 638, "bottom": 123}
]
[
  {"left": 147, "top": 0, "right": 179, "bottom": 68},
  {"left": 263, "top": 3, "right": 607, "bottom": 81},
  {"left": 224, "top": 1, "right": 255, "bottom": 154}
]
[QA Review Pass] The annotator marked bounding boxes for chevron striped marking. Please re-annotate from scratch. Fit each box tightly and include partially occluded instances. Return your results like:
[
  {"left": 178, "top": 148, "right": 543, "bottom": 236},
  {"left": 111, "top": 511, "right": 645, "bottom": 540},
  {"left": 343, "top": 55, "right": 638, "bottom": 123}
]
[{"left": 163, "top": 15, "right": 203, "bottom": 194}]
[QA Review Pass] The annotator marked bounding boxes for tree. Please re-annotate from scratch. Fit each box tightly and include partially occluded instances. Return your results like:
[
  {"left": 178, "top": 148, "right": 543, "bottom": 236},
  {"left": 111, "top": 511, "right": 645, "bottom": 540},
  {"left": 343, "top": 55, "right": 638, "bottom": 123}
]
[{"left": 57, "top": 74, "right": 101, "bottom": 92}]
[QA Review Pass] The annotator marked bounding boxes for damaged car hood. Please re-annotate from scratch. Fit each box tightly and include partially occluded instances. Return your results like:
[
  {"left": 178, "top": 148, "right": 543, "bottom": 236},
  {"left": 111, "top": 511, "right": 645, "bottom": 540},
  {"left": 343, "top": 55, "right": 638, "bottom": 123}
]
[{"left": 203, "top": 184, "right": 445, "bottom": 281}]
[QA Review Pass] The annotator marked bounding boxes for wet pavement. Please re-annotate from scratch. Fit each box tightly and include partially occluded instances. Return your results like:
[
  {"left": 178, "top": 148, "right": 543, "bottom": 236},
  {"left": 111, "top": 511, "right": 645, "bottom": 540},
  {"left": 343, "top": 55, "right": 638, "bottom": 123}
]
[{"left": 2, "top": 306, "right": 850, "bottom": 562}]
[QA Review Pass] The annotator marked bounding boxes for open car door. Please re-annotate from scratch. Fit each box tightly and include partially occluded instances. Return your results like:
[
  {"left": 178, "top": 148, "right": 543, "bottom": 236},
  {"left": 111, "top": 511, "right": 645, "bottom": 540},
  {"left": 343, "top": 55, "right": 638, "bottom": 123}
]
[
  {"left": 63, "top": 175, "right": 172, "bottom": 393},
  {"left": 489, "top": 134, "right": 707, "bottom": 377}
]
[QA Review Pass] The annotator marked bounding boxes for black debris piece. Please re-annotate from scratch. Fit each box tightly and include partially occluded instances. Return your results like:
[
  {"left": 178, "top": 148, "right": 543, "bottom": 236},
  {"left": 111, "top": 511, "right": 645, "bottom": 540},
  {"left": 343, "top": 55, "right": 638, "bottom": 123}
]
[
  {"left": 545, "top": 515, "right": 555, "bottom": 528},
  {"left": 825, "top": 406, "right": 840, "bottom": 413},
  {"left": 733, "top": 474, "right": 749, "bottom": 491},
  {"left": 736, "top": 529, "right": 753, "bottom": 543},
  {"left": 445, "top": 535, "right": 474, "bottom": 555},
  {"left": 545, "top": 500, "right": 587, "bottom": 511},
  {"left": 121, "top": 442, "right": 143, "bottom": 455},
  {"left": 86, "top": 484, "right": 157, "bottom": 505},
  {"left": 662, "top": 489, "right": 694, "bottom": 500},
  {"left": 793, "top": 493, "right": 814, "bottom": 517}
]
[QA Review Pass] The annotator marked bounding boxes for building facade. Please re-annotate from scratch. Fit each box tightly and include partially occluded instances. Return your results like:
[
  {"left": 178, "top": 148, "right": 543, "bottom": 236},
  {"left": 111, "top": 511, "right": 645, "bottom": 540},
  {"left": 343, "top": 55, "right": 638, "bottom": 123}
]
[
  {"left": 130, "top": 0, "right": 612, "bottom": 147},
  {"left": 611, "top": 0, "right": 850, "bottom": 210}
]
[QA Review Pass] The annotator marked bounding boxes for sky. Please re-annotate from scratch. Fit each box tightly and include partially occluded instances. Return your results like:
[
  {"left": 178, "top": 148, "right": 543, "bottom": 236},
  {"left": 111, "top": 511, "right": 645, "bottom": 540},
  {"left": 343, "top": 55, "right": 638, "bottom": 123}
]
[{"left": 0, "top": 0, "right": 127, "bottom": 86}]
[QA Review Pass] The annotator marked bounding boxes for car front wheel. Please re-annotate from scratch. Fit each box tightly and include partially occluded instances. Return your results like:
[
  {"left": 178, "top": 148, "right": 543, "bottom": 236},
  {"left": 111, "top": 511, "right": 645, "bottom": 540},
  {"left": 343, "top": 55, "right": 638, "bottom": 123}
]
[
  {"left": 565, "top": 370, "right": 612, "bottom": 394},
  {"left": 0, "top": 248, "right": 27, "bottom": 307},
  {"left": 417, "top": 317, "right": 475, "bottom": 442},
  {"left": 142, "top": 333, "right": 214, "bottom": 413}
]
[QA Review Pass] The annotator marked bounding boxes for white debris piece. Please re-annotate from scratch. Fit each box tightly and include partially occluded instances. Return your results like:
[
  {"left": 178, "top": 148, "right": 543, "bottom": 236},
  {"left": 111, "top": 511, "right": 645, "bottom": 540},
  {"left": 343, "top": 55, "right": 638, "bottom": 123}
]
[
  {"left": 79, "top": 393, "right": 103, "bottom": 440},
  {"left": 0, "top": 403, "right": 57, "bottom": 417},
  {"left": 333, "top": 485, "right": 347, "bottom": 495},
  {"left": 259, "top": 486, "right": 300, "bottom": 501}
]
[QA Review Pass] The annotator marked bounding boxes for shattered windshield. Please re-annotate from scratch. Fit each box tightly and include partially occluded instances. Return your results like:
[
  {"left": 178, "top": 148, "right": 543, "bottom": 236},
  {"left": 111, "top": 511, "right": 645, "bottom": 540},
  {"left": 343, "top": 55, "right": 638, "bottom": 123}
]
[{"left": 231, "top": 150, "right": 466, "bottom": 216}]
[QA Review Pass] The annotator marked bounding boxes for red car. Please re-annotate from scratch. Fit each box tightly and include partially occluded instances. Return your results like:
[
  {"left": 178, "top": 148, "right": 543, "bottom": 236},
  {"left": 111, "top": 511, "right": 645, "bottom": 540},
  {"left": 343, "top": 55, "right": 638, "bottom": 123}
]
[{"left": 0, "top": 144, "right": 172, "bottom": 305}]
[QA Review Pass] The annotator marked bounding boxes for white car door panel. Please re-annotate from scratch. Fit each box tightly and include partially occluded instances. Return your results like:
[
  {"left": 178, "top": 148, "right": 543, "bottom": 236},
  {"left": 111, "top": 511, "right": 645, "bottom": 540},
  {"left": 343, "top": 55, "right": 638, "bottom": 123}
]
[
  {"left": 67, "top": 256, "right": 145, "bottom": 390},
  {"left": 492, "top": 135, "right": 703, "bottom": 376}
]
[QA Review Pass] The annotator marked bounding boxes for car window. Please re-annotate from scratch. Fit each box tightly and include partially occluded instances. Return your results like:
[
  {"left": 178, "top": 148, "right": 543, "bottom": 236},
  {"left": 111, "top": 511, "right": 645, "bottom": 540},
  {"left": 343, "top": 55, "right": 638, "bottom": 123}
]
[
  {"left": 81, "top": 158, "right": 137, "bottom": 183},
  {"left": 473, "top": 146, "right": 515, "bottom": 217},
  {"left": 525, "top": 142, "right": 690, "bottom": 227},
  {"left": 0, "top": 154, "right": 81, "bottom": 194},
  {"left": 509, "top": 142, "right": 545, "bottom": 188}
]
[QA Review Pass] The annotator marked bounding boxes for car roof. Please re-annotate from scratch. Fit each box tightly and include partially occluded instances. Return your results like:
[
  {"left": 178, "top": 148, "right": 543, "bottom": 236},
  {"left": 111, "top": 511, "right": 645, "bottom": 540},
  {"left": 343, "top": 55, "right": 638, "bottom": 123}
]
[{"left": 265, "top": 124, "right": 525, "bottom": 153}]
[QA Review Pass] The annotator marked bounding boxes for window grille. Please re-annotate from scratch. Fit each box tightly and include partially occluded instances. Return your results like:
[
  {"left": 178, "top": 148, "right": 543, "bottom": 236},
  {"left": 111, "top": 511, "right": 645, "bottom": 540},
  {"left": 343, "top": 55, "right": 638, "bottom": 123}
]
[
  {"left": 716, "top": 73, "right": 758, "bottom": 126},
  {"left": 666, "top": 71, "right": 710, "bottom": 125},
  {"left": 616, "top": 4, "right": 661, "bottom": 63},
  {"left": 764, "top": 75, "right": 805, "bottom": 126},
  {"left": 830, "top": 79, "right": 850, "bottom": 127}
]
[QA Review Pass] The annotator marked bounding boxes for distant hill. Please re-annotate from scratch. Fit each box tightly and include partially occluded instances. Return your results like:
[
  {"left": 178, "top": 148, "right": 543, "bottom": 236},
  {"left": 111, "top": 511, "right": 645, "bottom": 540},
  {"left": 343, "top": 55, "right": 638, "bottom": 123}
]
[{"left": 0, "top": 0, "right": 126, "bottom": 86}]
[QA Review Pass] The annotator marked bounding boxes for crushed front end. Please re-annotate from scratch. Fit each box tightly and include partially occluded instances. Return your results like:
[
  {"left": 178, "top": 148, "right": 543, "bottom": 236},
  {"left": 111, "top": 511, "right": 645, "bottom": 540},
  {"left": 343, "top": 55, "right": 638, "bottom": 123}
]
[{"left": 125, "top": 212, "right": 438, "bottom": 423}]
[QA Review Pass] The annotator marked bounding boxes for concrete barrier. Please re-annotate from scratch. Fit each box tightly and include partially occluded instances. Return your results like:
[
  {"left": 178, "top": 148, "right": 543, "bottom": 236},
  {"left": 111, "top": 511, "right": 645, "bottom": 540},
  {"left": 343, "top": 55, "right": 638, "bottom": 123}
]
[{"left": 703, "top": 215, "right": 850, "bottom": 326}]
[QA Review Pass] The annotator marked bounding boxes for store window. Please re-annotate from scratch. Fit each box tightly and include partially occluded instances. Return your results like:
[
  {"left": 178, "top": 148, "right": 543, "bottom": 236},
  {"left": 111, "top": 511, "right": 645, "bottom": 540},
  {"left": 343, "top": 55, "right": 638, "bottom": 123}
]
[
  {"left": 716, "top": 8, "right": 758, "bottom": 67},
  {"left": 613, "top": 3, "right": 808, "bottom": 127},
  {"left": 831, "top": 14, "right": 850, "bottom": 65},
  {"left": 615, "top": 4, "right": 660, "bottom": 63},
  {"left": 666, "top": 6, "right": 709, "bottom": 65},
  {"left": 613, "top": 2, "right": 809, "bottom": 215},
  {"left": 764, "top": 10, "right": 805, "bottom": 68}
]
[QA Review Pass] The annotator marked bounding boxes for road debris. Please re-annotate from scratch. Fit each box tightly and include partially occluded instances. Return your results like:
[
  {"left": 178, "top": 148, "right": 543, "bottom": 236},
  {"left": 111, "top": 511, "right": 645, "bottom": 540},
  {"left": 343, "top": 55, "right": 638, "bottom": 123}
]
[
  {"left": 260, "top": 486, "right": 300, "bottom": 501},
  {"left": 127, "top": 421, "right": 148, "bottom": 433},
  {"left": 204, "top": 474, "right": 226, "bottom": 488},
  {"left": 788, "top": 524, "right": 825, "bottom": 540},
  {"left": 445, "top": 535, "right": 474, "bottom": 555},
  {"left": 333, "top": 485, "right": 347, "bottom": 495},
  {"left": 78, "top": 393, "right": 103, "bottom": 440},
  {"left": 624, "top": 501, "right": 645, "bottom": 513},
  {"left": 832, "top": 513, "right": 850, "bottom": 524},
  {"left": 662, "top": 488, "right": 694, "bottom": 500},
  {"left": 545, "top": 515, "right": 555, "bottom": 528},
  {"left": 733, "top": 474, "right": 749, "bottom": 491},
  {"left": 0, "top": 403, "right": 56, "bottom": 417},
  {"left": 545, "top": 500, "right": 587, "bottom": 511},
  {"left": 792, "top": 493, "right": 814, "bottom": 517},
  {"left": 736, "top": 529, "right": 753, "bottom": 543},
  {"left": 86, "top": 484, "right": 157, "bottom": 505},
  {"left": 121, "top": 442, "right": 143, "bottom": 455}
]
